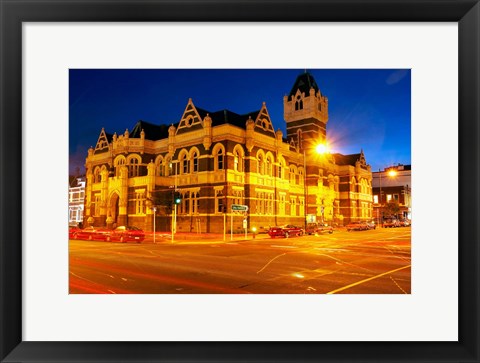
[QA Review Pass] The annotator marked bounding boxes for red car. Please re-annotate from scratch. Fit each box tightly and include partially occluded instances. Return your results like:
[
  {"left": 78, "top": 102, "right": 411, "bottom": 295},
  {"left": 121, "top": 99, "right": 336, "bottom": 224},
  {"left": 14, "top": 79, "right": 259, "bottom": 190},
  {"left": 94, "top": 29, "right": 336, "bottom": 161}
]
[
  {"left": 383, "top": 219, "right": 401, "bottom": 228},
  {"left": 346, "top": 221, "right": 369, "bottom": 231},
  {"left": 108, "top": 226, "right": 145, "bottom": 243},
  {"left": 268, "top": 225, "right": 304, "bottom": 238},
  {"left": 70, "top": 226, "right": 110, "bottom": 241}
]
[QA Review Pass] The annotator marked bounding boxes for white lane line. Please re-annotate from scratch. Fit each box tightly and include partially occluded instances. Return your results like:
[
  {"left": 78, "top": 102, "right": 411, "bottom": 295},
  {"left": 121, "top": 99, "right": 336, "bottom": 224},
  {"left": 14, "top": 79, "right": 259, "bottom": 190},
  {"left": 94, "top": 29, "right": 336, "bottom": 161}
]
[
  {"left": 107, "top": 290, "right": 116, "bottom": 294},
  {"left": 390, "top": 276, "right": 408, "bottom": 294},
  {"left": 257, "top": 253, "right": 287, "bottom": 274},
  {"left": 326, "top": 264, "right": 411, "bottom": 294}
]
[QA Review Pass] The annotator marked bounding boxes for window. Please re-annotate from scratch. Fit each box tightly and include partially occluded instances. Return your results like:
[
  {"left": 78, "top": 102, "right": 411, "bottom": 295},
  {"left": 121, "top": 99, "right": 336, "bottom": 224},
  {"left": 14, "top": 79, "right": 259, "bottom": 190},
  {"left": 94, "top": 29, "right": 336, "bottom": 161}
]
[
  {"left": 94, "top": 167, "right": 101, "bottom": 183},
  {"left": 216, "top": 190, "right": 224, "bottom": 213},
  {"left": 279, "top": 194, "right": 286, "bottom": 215},
  {"left": 290, "top": 167, "right": 296, "bottom": 185},
  {"left": 373, "top": 195, "right": 379, "bottom": 204},
  {"left": 386, "top": 194, "right": 392, "bottom": 202},
  {"left": 258, "top": 155, "right": 264, "bottom": 175},
  {"left": 192, "top": 151, "right": 199, "bottom": 173},
  {"left": 115, "top": 158, "right": 125, "bottom": 177},
  {"left": 217, "top": 149, "right": 224, "bottom": 170},
  {"left": 157, "top": 158, "right": 165, "bottom": 176},
  {"left": 266, "top": 157, "right": 272, "bottom": 176},
  {"left": 295, "top": 95, "right": 303, "bottom": 111},
  {"left": 135, "top": 191, "right": 145, "bottom": 214},
  {"left": 192, "top": 192, "right": 200, "bottom": 214},
  {"left": 128, "top": 158, "right": 140, "bottom": 177},
  {"left": 299, "top": 198, "right": 305, "bottom": 216},
  {"left": 182, "top": 155, "right": 188, "bottom": 174},
  {"left": 290, "top": 197, "right": 297, "bottom": 216},
  {"left": 393, "top": 194, "right": 399, "bottom": 202}
]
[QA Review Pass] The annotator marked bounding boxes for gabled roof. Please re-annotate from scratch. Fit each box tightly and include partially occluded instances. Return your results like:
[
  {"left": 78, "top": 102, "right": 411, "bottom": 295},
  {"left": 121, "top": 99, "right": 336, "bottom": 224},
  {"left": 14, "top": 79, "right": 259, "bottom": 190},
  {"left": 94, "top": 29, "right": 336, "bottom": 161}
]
[
  {"left": 289, "top": 71, "right": 320, "bottom": 97},
  {"left": 333, "top": 153, "right": 361, "bottom": 166},
  {"left": 130, "top": 120, "right": 174, "bottom": 140}
]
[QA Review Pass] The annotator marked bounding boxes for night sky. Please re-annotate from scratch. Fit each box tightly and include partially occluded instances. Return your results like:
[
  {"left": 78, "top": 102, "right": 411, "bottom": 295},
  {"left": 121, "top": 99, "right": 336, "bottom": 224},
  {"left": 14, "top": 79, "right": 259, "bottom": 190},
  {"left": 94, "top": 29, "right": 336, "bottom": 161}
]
[{"left": 69, "top": 69, "right": 411, "bottom": 175}]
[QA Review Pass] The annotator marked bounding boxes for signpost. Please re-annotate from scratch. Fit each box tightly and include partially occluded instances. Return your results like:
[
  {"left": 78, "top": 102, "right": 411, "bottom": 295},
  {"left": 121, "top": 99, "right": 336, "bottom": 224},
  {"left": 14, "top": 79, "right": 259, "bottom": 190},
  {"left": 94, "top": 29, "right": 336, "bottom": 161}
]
[
  {"left": 232, "top": 204, "right": 248, "bottom": 212},
  {"left": 231, "top": 204, "right": 248, "bottom": 240}
]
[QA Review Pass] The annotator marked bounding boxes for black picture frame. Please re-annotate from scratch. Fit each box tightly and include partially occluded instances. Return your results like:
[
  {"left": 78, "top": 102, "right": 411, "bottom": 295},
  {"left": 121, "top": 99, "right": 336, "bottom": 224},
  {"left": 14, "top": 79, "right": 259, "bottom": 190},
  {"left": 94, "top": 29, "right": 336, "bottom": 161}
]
[{"left": 1, "top": 1, "right": 479, "bottom": 362}]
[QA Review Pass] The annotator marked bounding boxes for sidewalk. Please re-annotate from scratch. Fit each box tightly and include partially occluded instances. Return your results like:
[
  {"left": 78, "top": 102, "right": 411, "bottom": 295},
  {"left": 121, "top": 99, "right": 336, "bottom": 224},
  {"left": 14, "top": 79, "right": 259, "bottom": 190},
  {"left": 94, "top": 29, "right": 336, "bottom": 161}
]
[{"left": 144, "top": 231, "right": 271, "bottom": 244}]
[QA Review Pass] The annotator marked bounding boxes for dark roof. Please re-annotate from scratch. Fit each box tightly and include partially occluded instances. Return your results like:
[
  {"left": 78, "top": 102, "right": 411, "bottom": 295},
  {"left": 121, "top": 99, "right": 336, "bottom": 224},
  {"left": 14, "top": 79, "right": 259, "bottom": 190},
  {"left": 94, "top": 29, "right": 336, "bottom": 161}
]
[
  {"left": 104, "top": 132, "right": 114, "bottom": 143},
  {"left": 130, "top": 120, "right": 174, "bottom": 140},
  {"left": 196, "top": 107, "right": 260, "bottom": 128},
  {"left": 333, "top": 153, "right": 361, "bottom": 166},
  {"left": 128, "top": 106, "right": 261, "bottom": 141},
  {"left": 289, "top": 71, "right": 320, "bottom": 97}
]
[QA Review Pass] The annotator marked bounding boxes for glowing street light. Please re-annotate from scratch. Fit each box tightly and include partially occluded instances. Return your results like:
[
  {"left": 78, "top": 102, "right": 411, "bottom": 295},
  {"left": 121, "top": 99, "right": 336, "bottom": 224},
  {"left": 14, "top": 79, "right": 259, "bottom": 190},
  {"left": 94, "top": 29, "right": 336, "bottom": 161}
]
[{"left": 315, "top": 143, "right": 329, "bottom": 155}]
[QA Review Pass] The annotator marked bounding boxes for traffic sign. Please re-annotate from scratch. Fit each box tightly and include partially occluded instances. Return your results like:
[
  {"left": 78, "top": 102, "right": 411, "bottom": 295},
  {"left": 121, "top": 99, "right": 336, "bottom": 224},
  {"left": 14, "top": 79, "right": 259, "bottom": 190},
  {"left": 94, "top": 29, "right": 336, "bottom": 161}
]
[{"left": 231, "top": 204, "right": 248, "bottom": 212}]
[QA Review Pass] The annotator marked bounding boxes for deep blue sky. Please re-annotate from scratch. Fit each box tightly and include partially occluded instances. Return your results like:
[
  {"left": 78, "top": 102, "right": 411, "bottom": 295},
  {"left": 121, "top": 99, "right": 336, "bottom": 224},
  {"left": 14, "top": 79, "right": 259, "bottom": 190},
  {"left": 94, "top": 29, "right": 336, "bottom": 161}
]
[{"left": 69, "top": 69, "right": 411, "bottom": 175}]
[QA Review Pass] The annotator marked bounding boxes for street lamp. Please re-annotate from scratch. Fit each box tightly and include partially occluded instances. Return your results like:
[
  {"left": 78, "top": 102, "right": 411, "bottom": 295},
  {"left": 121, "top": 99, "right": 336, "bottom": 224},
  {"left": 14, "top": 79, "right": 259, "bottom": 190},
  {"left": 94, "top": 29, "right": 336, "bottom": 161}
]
[
  {"left": 378, "top": 167, "right": 398, "bottom": 226},
  {"left": 302, "top": 139, "right": 329, "bottom": 230},
  {"left": 152, "top": 206, "right": 157, "bottom": 244}
]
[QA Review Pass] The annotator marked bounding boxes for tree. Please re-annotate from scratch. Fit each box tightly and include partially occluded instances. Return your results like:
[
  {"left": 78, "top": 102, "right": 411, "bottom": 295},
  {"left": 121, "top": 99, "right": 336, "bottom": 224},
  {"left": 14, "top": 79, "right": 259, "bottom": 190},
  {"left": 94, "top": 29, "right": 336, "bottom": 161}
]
[{"left": 384, "top": 201, "right": 400, "bottom": 218}]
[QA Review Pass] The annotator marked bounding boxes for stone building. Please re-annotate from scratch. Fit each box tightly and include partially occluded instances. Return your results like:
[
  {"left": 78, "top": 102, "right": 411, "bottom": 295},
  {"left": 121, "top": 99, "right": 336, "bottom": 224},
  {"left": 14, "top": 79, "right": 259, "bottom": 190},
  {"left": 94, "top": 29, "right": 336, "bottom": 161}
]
[{"left": 83, "top": 72, "right": 373, "bottom": 233}]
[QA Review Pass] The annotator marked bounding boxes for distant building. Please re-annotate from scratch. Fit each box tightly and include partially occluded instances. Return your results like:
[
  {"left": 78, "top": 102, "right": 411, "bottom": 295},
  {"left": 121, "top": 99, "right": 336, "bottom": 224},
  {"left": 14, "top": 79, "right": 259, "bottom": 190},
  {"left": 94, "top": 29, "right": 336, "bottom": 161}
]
[
  {"left": 83, "top": 72, "right": 373, "bottom": 232},
  {"left": 372, "top": 164, "right": 411, "bottom": 222},
  {"left": 68, "top": 176, "right": 85, "bottom": 226}
]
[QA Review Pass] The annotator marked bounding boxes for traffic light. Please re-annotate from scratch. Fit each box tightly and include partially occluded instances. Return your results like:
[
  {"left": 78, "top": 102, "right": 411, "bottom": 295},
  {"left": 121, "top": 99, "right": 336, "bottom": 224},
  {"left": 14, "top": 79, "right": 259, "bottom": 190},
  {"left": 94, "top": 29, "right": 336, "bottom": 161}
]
[{"left": 173, "top": 192, "right": 182, "bottom": 205}]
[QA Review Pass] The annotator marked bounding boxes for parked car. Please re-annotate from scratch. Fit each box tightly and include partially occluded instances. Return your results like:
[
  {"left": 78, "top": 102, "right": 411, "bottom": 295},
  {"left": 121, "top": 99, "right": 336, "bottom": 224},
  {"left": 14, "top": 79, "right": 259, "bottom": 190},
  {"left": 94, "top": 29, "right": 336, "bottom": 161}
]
[
  {"left": 365, "top": 220, "right": 376, "bottom": 230},
  {"left": 70, "top": 226, "right": 110, "bottom": 241},
  {"left": 268, "top": 225, "right": 304, "bottom": 238},
  {"left": 108, "top": 226, "right": 145, "bottom": 243},
  {"left": 398, "top": 219, "right": 411, "bottom": 227},
  {"left": 346, "top": 221, "right": 369, "bottom": 231},
  {"left": 306, "top": 222, "right": 333, "bottom": 235},
  {"left": 383, "top": 218, "right": 401, "bottom": 228},
  {"left": 69, "top": 226, "right": 80, "bottom": 239}
]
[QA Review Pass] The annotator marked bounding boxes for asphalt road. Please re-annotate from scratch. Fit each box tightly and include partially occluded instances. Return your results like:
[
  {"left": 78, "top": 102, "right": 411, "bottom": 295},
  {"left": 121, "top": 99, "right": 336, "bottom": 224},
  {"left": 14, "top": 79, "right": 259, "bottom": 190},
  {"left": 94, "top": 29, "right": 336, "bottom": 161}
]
[{"left": 69, "top": 227, "right": 411, "bottom": 294}]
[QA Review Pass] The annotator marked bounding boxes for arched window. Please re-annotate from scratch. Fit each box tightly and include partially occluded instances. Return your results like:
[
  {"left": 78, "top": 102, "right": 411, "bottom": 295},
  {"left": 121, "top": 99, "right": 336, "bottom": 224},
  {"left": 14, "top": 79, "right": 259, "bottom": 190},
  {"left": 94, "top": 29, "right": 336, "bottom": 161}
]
[
  {"left": 258, "top": 154, "right": 264, "bottom": 175},
  {"left": 156, "top": 156, "right": 164, "bottom": 177},
  {"left": 179, "top": 152, "right": 188, "bottom": 174},
  {"left": 295, "top": 95, "right": 303, "bottom": 110},
  {"left": 114, "top": 157, "right": 126, "bottom": 177},
  {"left": 191, "top": 151, "right": 199, "bottom": 173},
  {"left": 290, "top": 166, "right": 296, "bottom": 184},
  {"left": 217, "top": 149, "right": 224, "bottom": 170},
  {"left": 93, "top": 167, "right": 101, "bottom": 183},
  {"left": 266, "top": 154, "right": 274, "bottom": 176},
  {"left": 233, "top": 146, "right": 244, "bottom": 172}
]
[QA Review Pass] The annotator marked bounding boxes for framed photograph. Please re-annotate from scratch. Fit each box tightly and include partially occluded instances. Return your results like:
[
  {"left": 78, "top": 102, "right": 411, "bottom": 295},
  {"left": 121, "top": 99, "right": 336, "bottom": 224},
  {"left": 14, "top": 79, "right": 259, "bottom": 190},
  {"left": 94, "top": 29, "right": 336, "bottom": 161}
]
[{"left": 1, "top": 0, "right": 479, "bottom": 362}]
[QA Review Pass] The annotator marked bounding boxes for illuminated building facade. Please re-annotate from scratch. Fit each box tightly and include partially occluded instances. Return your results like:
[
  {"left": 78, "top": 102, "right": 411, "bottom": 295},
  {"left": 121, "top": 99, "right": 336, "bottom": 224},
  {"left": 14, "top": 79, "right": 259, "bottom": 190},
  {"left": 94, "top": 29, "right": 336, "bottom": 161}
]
[{"left": 83, "top": 72, "right": 373, "bottom": 232}]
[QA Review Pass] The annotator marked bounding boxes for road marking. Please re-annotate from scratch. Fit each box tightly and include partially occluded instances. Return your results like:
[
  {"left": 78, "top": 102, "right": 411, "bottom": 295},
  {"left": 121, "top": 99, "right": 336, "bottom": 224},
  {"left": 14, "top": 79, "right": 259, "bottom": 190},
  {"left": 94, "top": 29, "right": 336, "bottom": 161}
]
[
  {"left": 270, "top": 245, "right": 298, "bottom": 249},
  {"left": 390, "top": 276, "right": 408, "bottom": 294},
  {"left": 257, "top": 253, "right": 286, "bottom": 274},
  {"left": 326, "top": 264, "right": 411, "bottom": 294},
  {"left": 107, "top": 290, "right": 116, "bottom": 294}
]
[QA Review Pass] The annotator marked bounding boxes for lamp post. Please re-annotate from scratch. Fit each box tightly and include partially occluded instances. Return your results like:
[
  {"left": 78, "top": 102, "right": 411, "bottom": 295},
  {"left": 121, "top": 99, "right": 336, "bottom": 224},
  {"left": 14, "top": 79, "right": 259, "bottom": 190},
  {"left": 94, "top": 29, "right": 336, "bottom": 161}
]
[
  {"left": 303, "top": 148, "right": 308, "bottom": 230},
  {"left": 152, "top": 206, "right": 157, "bottom": 244}
]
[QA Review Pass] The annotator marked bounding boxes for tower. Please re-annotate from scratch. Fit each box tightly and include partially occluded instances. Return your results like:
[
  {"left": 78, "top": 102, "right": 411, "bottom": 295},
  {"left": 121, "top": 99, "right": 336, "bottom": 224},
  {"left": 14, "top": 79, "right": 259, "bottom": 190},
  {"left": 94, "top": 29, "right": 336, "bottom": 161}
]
[{"left": 283, "top": 72, "right": 328, "bottom": 149}]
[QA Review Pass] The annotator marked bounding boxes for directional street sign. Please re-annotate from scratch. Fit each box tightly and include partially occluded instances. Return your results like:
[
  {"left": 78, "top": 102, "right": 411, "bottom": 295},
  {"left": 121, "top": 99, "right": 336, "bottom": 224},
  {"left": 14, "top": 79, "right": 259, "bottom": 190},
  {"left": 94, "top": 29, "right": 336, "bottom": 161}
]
[{"left": 231, "top": 204, "right": 248, "bottom": 212}]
